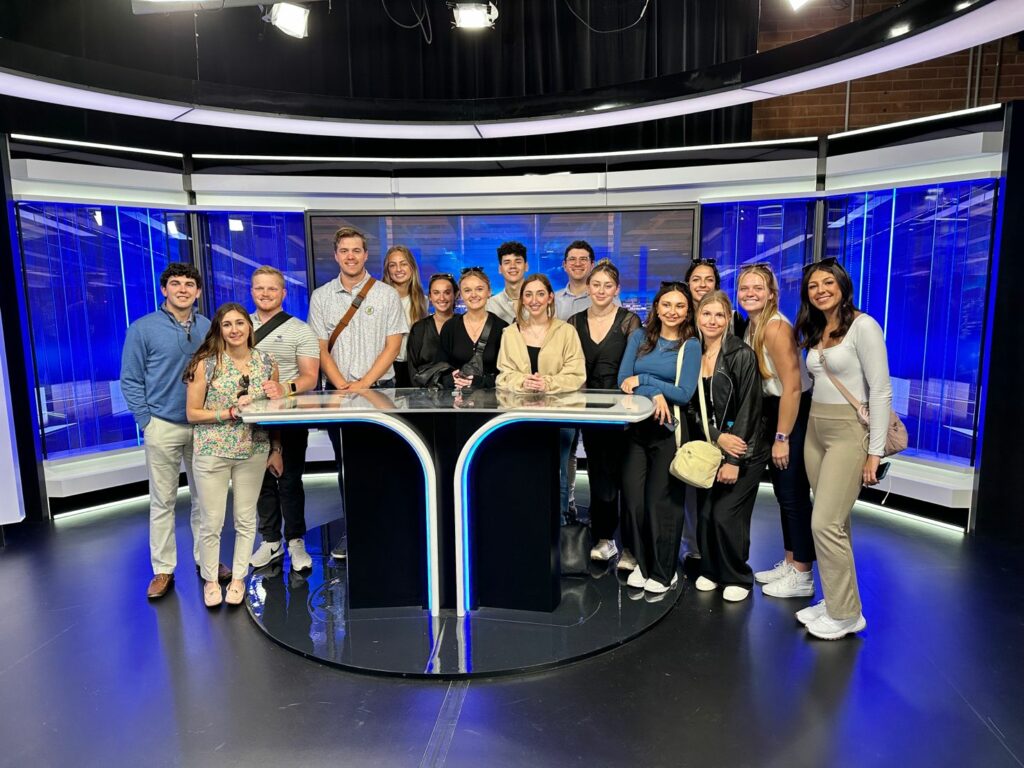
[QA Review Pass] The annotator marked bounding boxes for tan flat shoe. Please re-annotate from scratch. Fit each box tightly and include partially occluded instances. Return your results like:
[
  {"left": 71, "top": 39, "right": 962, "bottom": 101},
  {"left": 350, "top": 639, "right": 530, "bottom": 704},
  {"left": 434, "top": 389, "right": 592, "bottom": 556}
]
[
  {"left": 203, "top": 581, "right": 223, "bottom": 608},
  {"left": 225, "top": 579, "right": 245, "bottom": 606}
]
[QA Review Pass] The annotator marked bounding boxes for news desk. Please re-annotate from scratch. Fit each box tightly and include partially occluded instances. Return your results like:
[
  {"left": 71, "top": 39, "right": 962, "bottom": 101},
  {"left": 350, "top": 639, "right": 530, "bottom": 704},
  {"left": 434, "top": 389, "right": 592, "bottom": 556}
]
[{"left": 242, "top": 388, "right": 654, "bottom": 616}]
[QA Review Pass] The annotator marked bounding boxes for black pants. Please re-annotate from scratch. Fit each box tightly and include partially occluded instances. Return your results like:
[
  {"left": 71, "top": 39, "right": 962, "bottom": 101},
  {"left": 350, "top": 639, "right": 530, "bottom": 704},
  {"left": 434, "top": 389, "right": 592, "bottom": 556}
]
[
  {"left": 763, "top": 392, "right": 816, "bottom": 563},
  {"left": 393, "top": 362, "right": 412, "bottom": 388},
  {"left": 621, "top": 418, "right": 686, "bottom": 587},
  {"left": 325, "top": 377, "right": 395, "bottom": 509},
  {"left": 257, "top": 427, "right": 309, "bottom": 543},
  {"left": 581, "top": 425, "right": 626, "bottom": 541},
  {"left": 696, "top": 459, "right": 766, "bottom": 588}
]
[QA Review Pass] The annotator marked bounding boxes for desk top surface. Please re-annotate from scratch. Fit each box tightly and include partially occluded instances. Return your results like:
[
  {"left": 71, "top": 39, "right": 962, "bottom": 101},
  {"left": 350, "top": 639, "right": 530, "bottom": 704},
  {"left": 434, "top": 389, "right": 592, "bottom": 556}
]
[{"left": 240, "top": 388, "right": 653, "bottom": 424}]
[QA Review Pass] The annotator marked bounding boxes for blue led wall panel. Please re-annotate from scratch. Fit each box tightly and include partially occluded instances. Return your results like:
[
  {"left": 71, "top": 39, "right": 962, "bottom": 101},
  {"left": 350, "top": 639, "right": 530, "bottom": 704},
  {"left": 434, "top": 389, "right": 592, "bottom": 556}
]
[
  {"left": 699, "top": 198, "right": 817, "bottom": 322},
  {"left": 307, "top": 210, "right": 696, "bottom": 319},
  {"left": 201, "top": 212, "right": 309, "bottom": 320},
  {"left": 17, "top": 203, "right": 191, "bottom": 459},
  {"left": 825, "top": 180, "right": 996, "bottom": 465}
]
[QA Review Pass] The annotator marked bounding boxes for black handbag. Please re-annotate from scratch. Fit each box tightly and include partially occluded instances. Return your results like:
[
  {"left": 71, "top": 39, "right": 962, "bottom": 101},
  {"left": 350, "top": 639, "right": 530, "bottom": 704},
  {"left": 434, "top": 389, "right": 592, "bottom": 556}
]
[
  {"left": 412, "top": 362, "right": 453, "bottom": 389},
  {"left": 559, "top": 521, "right": 592, "bottom": 577}
]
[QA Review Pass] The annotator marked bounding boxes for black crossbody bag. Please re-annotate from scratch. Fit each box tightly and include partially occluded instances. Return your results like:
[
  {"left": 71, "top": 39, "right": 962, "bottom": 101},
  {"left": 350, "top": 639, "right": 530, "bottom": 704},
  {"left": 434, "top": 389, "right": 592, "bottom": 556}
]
[{"left": 253, "top": 312, "right": 293, "bottom": 345}]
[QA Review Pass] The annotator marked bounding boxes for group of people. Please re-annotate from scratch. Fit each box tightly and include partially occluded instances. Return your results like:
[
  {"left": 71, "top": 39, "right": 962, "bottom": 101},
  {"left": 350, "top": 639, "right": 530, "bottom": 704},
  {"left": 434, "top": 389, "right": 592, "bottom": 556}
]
[{"left": 121, "top": 226, "right": 893, "bottom": 640}]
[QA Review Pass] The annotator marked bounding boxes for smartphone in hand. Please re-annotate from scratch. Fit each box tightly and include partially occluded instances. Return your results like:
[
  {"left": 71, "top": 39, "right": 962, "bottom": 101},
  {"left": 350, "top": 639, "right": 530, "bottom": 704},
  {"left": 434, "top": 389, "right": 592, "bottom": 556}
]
[{"left": 876, "top": 461, "right": 891, "bottom": 481}]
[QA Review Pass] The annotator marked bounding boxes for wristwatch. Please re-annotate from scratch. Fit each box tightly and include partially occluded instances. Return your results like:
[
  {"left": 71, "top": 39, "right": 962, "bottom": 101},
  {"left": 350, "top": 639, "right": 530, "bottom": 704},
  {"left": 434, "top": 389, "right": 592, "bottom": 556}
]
[
  {"left": 774, "top": 432, "right": 789, "bottom": 443},
  {"left": 287, "top": 381, "right": 297, "bottom": 396}
]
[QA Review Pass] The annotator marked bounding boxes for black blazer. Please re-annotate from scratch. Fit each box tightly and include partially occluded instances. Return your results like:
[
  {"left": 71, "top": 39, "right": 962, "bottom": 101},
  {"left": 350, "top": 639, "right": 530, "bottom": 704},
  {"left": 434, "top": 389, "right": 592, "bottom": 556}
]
[
  {"left": 687, "top": 334, "right": 766, "bottom": 466},
  {"left": 407, "top": 315, "right": 445, "bottom": 384}
]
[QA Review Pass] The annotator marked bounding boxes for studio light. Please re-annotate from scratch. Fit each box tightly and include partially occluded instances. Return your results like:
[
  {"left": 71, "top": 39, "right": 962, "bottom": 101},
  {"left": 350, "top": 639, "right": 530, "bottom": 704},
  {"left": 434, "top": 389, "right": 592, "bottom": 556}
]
[
  {"left": 92, "top": 210, "right": 103, "bottom": 227},
  {"left": 449, "top": 2, "right": 498, "bottom": 29},
  {"left": 167, "top": 220, "right": 180, "bottom": 236},
  {"left": 228, "top": 218, "right": 245, "bottom": 232},
  {"left": 270, "top": 3, "right": 309, "bottom": 38},
  {"left": 789, "top": 0, "right": 813, "bottom": 10}
]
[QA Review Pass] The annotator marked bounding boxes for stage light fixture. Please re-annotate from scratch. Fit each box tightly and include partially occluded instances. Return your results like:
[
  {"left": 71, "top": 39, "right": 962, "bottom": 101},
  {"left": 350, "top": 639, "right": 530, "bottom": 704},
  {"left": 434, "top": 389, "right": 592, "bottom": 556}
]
[
  {"left": 92, "top": 210, "right": 103, "bottom": 227},
  {"left": 789, "top": 0, "right": 813, "bottom": 10},
  {"left": 167, "top": 220, "right": 180, "bottom": 236},
  {"left": 229, "top": 218, "right": 245, "bottom": 232},
  {"left": 270, "top": 3, "right": 309, "bottom": 38},
  {"left": 449, "top": 2, "right": 498, "bottom": 29}
]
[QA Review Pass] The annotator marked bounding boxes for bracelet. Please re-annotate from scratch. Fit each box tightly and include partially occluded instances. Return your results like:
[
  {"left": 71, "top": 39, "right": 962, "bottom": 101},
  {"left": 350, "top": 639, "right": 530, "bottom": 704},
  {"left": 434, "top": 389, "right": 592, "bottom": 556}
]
[
  {"left": 214, "top": 410, "right": 223, "bottom": 424},
  {"left": 228, "top": 406, "right": 236, "bottom": 421},
  {"left": 270, "top": 446, "right": 282, "bottom": 454}
]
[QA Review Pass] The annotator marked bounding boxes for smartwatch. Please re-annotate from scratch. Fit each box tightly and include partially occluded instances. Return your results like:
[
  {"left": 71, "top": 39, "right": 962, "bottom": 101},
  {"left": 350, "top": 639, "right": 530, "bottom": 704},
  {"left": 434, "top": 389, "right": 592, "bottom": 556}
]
[
  {"left": 774, "top": 432, "right": 789, "bottom": 443},
  {"left": 287, "top": 381, "right": 297, "bottom": 396}
]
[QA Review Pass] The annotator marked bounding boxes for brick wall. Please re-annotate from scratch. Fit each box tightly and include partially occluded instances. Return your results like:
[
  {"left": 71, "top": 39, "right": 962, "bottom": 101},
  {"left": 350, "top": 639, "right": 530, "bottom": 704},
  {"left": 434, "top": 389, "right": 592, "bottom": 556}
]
[{"left": 752, "top": 0, "right": 1024, "bottom": 140}]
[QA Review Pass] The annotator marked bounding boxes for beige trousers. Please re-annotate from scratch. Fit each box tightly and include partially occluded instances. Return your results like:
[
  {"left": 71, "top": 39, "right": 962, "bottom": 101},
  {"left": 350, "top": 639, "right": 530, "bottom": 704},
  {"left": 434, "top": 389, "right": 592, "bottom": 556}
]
[
  {"left": 804, "top": 402, "right": 868, "bottom": 620},
  {"left": 193, "top": 451, "right": 269, "bottom": 581},
  {"left": 144, "top": 416, "right": 201, "bottom": 575}
]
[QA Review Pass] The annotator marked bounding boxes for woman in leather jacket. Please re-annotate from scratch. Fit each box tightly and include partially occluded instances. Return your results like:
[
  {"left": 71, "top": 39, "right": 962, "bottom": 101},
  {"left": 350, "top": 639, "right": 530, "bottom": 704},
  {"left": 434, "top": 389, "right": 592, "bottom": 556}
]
[{"left": 687, "top": 290, "right": 767, "bottom": 602}]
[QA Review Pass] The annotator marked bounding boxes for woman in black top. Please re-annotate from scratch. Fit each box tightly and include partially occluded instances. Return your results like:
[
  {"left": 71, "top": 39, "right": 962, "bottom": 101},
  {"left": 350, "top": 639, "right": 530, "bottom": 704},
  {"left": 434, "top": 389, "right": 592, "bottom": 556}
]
[
  {"left": 685, "top": 257, "right": 748, "bottom": 338},
  {"left": 407, "top": 273, "right": 458, "bottom": 386},
  {"left": 568, "top": 260, "right": 642, "bottom": 562},
  {"left": 437, "top": 268, "right": 508, "bottom": 389}
]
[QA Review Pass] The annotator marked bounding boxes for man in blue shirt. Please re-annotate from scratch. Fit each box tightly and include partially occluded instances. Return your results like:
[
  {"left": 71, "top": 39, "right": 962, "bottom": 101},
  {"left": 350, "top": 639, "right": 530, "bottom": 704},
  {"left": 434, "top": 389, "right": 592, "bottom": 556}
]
[{"left": 120, "top": 263, "right": 222, "bottom": 599}]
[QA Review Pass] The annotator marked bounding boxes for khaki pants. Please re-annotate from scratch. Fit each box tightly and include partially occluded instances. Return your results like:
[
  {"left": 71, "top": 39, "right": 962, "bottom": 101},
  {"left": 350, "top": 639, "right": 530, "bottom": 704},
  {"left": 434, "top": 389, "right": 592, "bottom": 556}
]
[
  {"left": 144, "top": 416, "right": 201, "bottom": 575},
  {"left": 804, "top": 402, "right": 867, "bottom": 620},
  {"left": 193, "top": 451, "right": 269, "bottom": 582}
]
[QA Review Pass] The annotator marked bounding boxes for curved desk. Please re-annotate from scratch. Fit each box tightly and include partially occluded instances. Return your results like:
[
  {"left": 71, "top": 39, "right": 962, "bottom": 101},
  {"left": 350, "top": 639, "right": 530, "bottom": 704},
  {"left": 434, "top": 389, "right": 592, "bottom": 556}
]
[{"left": 244, "top": 388, "right": 653, "bottom": 617}]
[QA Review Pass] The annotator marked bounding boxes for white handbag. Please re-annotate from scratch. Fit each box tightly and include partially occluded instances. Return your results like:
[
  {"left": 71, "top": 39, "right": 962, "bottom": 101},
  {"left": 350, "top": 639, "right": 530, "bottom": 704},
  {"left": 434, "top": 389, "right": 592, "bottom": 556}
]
[{"left": 669, "top": 343, "right": 722, "bottom": 488}]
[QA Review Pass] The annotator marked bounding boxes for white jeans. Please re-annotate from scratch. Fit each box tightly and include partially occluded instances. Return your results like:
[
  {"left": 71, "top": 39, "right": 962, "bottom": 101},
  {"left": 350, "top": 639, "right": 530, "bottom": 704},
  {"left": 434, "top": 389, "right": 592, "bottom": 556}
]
[
  {"left": 193, "top": 451, "right": 269, "bottom": 581},
  {"left": 144, "top": 416, "right": 201, "bottom": 575}
]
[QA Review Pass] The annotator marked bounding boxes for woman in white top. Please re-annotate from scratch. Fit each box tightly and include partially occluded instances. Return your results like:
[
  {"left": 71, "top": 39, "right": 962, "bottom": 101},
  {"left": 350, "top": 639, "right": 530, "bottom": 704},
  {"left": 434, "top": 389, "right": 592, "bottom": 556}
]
[
  {"left": 383, "top": 245, "right": 427, "bottom": 387},
  {"left": 795, "top": 258, "right": 892, "bottom": 640},
  {"left": 737, "top": 264, "right": 816, "bottom": 599}
]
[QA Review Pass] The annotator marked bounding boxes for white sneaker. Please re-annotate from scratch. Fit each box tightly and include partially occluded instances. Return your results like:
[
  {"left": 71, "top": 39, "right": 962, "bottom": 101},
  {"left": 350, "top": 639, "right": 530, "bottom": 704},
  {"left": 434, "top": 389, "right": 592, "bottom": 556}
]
[
  {"left": 590, "top": 539, "right": 618, "bottom": 561},
  {"left": 288, "top": 538, "right": 312, "bottom": 573},
  {"left": 762, "top": 569, "right": 815, "bottom": 598},
  {"left": 694, "top": 575, "right": 718, "bottom": 592},
  {"left": 249, "top": 540, "right": 284, "bottom": 568},
  {"left": 754, "top": 559, "right": 793, "bottom": 584},
  {"left": 626, "top": 565, "right": 647, "bottom": 589},
  {"left": 643, "top": 572, "right": 679, "bottom": 594},
  {"left": 722, "top": 586, "right": 751, "bottom": 602},
  {"left": 617, "top": 549, "right": 637, "bottom": 571},
  {"left": 795, "top": 599, "right": 828, "bottom": 626},
  {"left": 806, "top": 612, "right": 867, "bottom": 640}
]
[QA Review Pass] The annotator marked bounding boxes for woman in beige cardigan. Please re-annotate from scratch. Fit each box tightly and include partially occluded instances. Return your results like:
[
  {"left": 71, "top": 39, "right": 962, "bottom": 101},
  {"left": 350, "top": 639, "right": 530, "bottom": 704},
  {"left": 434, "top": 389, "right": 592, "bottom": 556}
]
[{"left": 497, "top": 273, "right": 585, "bottom": 521}]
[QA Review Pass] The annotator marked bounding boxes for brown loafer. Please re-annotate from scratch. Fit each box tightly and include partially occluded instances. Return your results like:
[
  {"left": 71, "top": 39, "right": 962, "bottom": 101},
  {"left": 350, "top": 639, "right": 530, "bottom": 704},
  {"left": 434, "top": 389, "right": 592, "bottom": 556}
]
[
  {"left": 195, "top": 563, "right": 233, "bottom": 584},
  {"left": 147, "top": 573, "right": 174, "bottom": 600}
]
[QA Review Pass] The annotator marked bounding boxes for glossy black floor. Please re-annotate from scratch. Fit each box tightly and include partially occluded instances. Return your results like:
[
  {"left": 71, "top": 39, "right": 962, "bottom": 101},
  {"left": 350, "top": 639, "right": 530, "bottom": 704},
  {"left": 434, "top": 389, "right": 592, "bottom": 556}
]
[{"left": 1, "top": 477, "right": 1023, "bottom": 768}]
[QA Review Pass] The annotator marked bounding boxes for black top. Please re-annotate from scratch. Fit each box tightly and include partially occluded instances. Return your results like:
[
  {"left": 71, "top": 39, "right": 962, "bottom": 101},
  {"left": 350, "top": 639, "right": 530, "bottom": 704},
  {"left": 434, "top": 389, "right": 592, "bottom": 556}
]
[
  {"left": 527, "top": 345, "right": 541, "bottom": 374},
  {"left": 437, "top": 312, "right": 508, "bottom": 389},
  {"left": 569, "top": 307, "right": 642, "bottom": 389},
  {"left": 407, "top": 314, "right": 447, "bottom": 383}
]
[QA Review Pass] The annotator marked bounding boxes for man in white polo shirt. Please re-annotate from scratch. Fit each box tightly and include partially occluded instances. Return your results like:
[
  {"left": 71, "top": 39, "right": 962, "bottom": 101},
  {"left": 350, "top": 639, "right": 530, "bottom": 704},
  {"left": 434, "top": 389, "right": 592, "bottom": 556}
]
[
  {"left": 307, "top": 227, "right": 407, "bottom": 559},
  {"left": 247, "top": 266, "right": 321, "bottom": 572}
]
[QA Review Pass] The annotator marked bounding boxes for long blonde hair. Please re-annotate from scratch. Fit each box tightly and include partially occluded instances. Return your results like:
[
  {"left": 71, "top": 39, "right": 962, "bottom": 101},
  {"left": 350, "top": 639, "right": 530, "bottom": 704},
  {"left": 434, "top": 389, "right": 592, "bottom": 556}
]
[
  {"left": 383, "top": 245, "right": 427, "bottom": 324},
  {"left": 737, "top": 264, "right": 780, "bottom": 380}
]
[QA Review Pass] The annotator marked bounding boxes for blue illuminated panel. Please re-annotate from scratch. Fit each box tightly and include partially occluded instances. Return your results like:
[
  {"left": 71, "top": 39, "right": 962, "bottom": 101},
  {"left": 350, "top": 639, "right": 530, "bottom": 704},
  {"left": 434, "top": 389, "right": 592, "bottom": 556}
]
[
  {"left": 700, "top": 198, "right": 817, "bottom": 322},
  {"left": 201, "top": 212, "right": 309, "bottom": 320},
  {"left": 825, "top": 180, "right": 996, "bottom": 465},
  {"left": 308, "top": 210, "right": 696, "bottom": 320},
  {"left": 17, "top": 203, "right": 191, "bottom": 459}
]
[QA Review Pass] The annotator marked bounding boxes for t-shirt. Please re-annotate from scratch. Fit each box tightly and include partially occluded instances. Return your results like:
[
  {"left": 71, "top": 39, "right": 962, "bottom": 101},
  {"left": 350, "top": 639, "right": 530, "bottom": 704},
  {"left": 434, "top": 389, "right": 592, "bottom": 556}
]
[{"left": 251, "top": 313, "right": 319, "bottom": 384}]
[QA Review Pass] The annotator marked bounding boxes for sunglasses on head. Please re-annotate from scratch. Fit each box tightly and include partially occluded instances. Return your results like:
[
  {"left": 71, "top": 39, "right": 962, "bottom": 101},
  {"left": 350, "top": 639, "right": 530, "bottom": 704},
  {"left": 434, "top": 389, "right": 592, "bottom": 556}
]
[
  {"left": 690, "top": 257, "right": 717, "bottom": 267},
  {"left": 429, "top": 272, "right": 456, "bottom": 283},
  {"left": 460, "top": 266, "right": 485, "bottom": 275},
  {"left": 237, "top": 374, "right": 250, "bottom": 400},
  {"left": 802, "top": 257, "right": 839, "bottom": 274},
  {"left": 660, "top": 280, "right": 687, "bottom": 290}
]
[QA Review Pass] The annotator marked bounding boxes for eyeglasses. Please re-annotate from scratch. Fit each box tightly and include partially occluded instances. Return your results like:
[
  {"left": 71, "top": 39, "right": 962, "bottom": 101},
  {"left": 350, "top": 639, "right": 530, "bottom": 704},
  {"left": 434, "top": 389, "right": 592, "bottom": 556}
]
[
  {"left": 429, "top": 272, "right": 456, "bottom": 283},
  {"left": 237, "top": 374, "right": 250, "bottom": 400},
  {"left": 802, "top": 257, "right": 839, "bottom": 274},
  {"left": 460, "top": 266, "right": 485, "bottom": 275}
]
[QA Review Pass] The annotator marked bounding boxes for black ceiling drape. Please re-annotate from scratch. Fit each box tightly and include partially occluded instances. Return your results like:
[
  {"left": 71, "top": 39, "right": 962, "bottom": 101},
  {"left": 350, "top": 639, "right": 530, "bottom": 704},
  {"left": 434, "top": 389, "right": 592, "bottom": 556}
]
[{"left": 0, "top": 0, "right": 761, "bottom": 152}]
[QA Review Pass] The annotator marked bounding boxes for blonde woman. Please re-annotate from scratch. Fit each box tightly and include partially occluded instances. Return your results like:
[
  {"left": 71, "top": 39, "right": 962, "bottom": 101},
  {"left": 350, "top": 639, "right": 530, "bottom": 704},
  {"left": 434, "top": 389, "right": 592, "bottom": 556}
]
[
  {"left": 737, "top": 264, "right": 815, "bottom": 599},
  {"left": 438, "top": 268, "right": 507, "bottom": 389},
  {"left": 383, "top": 245, "right": 427, "bottom": 387},
  {"left": 497, "top": 273, "right": 586, "bottom": 518},
  {"left": 185, "top": 302, "right": 279, "bottom": 608}
]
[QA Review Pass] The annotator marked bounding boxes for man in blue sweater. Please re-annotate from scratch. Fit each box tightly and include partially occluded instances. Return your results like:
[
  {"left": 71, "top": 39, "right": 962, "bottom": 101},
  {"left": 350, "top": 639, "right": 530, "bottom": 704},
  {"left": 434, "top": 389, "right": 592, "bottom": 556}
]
[{"left": 120, "top": 263, "right": 223, "bottom": 599}]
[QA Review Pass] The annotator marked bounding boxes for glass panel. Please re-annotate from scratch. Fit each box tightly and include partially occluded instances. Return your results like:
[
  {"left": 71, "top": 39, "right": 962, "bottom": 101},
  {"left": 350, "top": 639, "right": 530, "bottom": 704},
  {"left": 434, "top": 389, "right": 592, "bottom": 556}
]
[
  {"left": 200, "top": 212, "right": 309, "bottom": 320},
  {"left": 17, "top": 203, "right": 191, "bottom": 459},
  {"left": 824, "top": 180, "right": 996, "bottom": 465},
  {"left": 308, "top": 210, "right": 696, "bottom": 320},
  {"left": 699, "top": 198, "right": 816, "bottom": 322}
]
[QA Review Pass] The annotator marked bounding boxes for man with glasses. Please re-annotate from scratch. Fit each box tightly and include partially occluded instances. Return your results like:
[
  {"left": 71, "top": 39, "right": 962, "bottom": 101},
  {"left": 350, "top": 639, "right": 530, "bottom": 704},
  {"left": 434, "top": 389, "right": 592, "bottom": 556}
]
[
  {"left": 307, "top": 227, "right": 408, "bottom": 560},
  {"left": 247, "top": 266, "right": 321, "bottom": 572},
  {"left": 555, "top": 240, "right": 599, "bottom": 321},
  {"left": 486, "top": 241, "right": 528, "bottom": 324},
  {"left": 120, "top": 262, "right": 220, "bottom": 599}
]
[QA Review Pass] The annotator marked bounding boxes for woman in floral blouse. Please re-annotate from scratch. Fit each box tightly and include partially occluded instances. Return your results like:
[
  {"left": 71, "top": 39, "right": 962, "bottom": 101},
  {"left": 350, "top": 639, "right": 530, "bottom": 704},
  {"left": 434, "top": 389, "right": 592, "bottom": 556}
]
[{"left": 185, "top": 302, "right": 280, "bottom": 608}]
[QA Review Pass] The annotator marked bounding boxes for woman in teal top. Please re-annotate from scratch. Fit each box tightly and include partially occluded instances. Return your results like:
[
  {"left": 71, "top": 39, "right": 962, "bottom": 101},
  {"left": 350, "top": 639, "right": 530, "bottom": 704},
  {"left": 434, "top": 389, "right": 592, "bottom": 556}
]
[
  {"left": 617, "top": 283, "right": 701, "bottom": 595},
  {"left": 185, "top": 302, "right": 280, "bottom": 608}
]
